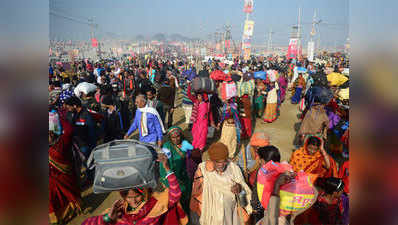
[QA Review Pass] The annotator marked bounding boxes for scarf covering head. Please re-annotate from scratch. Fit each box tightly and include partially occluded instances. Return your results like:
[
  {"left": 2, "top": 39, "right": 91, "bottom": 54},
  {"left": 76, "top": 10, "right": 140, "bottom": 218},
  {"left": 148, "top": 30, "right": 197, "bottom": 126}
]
[
  {"left": 138, "top": 106, "right": 166, "bottom": 137},
  {"left": 59, "top": 90, "right": 73, "bottom": 104},
  {"left": 250, "top": 132, "right": 270, "bottom": 147},
  {"left": 289, "top": 135, "right": 336, "bottom": 177},
  {"left": 117, "top": 188, "right": 156, "bottom": 223},
  {"left": 167, "top": 126, "right": 183, "bottom": 137},
  {"left": 290, "top": 136, "right": 322, "bottom": 174}
]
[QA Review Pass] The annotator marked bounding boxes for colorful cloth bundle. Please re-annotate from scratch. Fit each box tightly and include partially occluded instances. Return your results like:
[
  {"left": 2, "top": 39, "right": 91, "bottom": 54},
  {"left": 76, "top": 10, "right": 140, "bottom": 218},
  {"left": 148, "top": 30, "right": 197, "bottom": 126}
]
[
  {"left": 257, "top": 161, "right": 317, "bottom": 216},
  {"left": 237, "top": 79, "right": 255, "bottom": 97}
]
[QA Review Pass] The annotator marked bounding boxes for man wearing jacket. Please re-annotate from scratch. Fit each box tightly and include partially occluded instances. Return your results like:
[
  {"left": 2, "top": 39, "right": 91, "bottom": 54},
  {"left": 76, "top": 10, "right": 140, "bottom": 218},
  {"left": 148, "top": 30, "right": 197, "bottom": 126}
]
[
  {"left": 124, "top": 94, "right": 164, "bottom": 147},
  {"left": 100, "top": 95, "right": 124, "bottom": 143},
  {"left": 64, "top": 96, "right": 97, "bottom": 158},
  {"left": 158, "top": 77, "right": 176, "bottom": 129}
]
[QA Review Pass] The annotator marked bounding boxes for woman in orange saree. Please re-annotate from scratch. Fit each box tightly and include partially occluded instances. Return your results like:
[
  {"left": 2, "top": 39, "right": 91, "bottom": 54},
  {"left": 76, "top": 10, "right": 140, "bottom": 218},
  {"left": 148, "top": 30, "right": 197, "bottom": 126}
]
[
  {"left": 289, "top": 135, "right": 337, "bottom": 178},
  {"left": 49, "top": 111, "right": 82, "bottom": 224}
]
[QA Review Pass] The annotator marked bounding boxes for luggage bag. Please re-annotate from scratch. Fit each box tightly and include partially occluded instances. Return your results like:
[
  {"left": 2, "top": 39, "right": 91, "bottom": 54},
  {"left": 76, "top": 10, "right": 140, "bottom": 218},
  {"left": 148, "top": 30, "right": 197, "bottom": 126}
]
[{"left": 87, "top": 139, "right": 160, "bottom": 194}]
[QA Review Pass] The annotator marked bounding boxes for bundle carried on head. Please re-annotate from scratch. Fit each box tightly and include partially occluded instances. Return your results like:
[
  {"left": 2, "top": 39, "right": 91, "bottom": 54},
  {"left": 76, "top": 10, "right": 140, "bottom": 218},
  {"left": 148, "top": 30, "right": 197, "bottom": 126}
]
[
  {"left": 192, "top": 77, "right": 217, "bottom": 94},
  {"left": 307, "top": 86, "right": 333, "bottom": 105}
]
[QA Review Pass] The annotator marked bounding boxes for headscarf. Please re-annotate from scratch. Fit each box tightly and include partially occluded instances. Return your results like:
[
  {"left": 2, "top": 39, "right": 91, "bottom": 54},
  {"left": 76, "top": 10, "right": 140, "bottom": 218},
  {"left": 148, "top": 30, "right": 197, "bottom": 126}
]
[
  {"left": 249, "top": 132, "right": 270, "bottom": 147},
  {"left": 289, "top": 135, "right": 337, "bottom": 177},
  {"left": 59, "top": 90, "right": 73, "bottom": 104},
  {"left": 167, "top": 126, "right": 183, "bottom": 137}
]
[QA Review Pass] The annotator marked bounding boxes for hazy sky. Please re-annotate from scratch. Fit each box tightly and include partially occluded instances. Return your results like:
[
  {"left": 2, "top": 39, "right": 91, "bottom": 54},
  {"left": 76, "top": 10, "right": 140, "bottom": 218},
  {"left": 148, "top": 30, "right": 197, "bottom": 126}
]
[{"left": 50, "top": 0, "right": 349, "bottom": 47}]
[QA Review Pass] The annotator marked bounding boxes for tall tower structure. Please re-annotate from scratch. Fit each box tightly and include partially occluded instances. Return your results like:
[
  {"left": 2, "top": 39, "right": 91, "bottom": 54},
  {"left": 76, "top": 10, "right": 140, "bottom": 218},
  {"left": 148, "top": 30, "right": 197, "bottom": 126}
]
[
  {"left": 241, "top": 0, "right": 254, "bottom": 60},
  {"left": 224, "top": 23, "right": 232, "bottom": 56},
  {"left": 266, "top": 28, "right": 274, "bottom": 56}
]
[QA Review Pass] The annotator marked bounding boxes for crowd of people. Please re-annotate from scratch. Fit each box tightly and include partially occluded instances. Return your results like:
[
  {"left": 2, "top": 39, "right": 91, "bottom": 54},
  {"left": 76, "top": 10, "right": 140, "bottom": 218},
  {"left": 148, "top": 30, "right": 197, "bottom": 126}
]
[{"left": 49, "top": 49, "right": 349, "bottom": 225}]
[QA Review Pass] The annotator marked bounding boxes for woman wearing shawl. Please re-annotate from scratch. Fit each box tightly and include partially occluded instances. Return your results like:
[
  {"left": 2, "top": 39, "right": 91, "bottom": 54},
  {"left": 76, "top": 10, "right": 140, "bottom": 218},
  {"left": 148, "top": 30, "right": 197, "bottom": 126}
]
[
  {"left": 217, "top": 98, "right": 242, "bottom": 159},
  {"left": 49, "top": 111, "right": 82, "bottom": 224},
  {"left": 82, "top": 153, "right": 188, "bottom": 225},
  {"left": 187, "top": 84, "right": 209, "bottom": 151},
  {"left": 159, "top": 126, "right": 193, "bottom": 214},
  {"left": 277, "top": 73, "right": 288, "bottom": 103},
  {"left": 291, "top": 73, "right": 306, "bottom": 104},
  {"left": 290, "top": 136, "right": 337, "bottom": 178},
  {"left": 263, "top": 81, "right": 279, "bottom": 123}
]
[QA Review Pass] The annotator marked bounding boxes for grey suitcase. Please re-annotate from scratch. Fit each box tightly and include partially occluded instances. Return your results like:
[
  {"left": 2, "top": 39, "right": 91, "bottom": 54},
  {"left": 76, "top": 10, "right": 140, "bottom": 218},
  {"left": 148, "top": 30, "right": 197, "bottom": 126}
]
[{"left": 87, "top": 139, "right": 160, "bottom": 194}]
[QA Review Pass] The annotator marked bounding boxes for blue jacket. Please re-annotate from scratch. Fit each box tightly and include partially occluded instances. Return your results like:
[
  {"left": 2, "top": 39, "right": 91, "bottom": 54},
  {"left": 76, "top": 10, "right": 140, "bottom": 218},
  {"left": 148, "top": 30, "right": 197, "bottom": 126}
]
[{"left": 126, "top": 110, "right": 163, "bottom": 143}]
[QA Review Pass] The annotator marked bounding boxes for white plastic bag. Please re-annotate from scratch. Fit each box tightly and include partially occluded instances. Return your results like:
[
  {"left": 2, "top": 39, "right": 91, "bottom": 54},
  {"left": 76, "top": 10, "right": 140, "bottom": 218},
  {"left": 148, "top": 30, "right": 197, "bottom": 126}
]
[
  {"left": 49, "top": 111, "right": 62, "bottom": 135},
  {"left": 74, "top": 82, "right": 97, "bottom": 98},
  {"left": 207, "top": 126, "right": 215, "bottom": 138}
]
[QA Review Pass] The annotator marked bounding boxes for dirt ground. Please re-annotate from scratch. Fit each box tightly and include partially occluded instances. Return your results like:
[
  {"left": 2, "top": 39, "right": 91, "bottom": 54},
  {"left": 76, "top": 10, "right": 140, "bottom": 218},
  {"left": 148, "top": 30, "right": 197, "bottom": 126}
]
[{"left": 68, "top": 91, "right": 300, "bottom": 225}]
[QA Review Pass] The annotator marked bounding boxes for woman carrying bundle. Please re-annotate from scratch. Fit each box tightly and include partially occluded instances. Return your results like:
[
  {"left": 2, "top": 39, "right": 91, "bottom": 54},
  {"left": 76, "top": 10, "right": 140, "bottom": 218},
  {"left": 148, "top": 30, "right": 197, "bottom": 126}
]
[{"left": 82, "top": 153, "right": 188, "bottom": 225}]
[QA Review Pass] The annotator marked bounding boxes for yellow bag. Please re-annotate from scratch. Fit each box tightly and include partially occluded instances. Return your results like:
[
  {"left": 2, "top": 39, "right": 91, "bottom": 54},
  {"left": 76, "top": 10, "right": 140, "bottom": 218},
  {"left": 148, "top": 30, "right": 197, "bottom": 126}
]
[
  {"left": 338, "top": 88, "right": 349, "bottom": 100},
  {"left": 278, "top": 172, "right": 317, "bottom": 216}
]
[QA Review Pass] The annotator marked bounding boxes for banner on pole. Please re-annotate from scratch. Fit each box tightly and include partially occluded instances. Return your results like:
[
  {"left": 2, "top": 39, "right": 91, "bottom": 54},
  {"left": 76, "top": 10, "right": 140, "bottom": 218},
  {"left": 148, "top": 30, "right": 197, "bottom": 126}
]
[
  {"left": 243, "top": 48, "right": 251, "bottom": 60},
  {"left": 244, "top": 20, "right": 255, "bottom": 37},
  {"left": 91, "top": 38, "right": 98, "bottom": 47},
  {"left": 216, "top": 43, "right": 221, "bottom": 51},
  {"left": 307, "top": 41, "right": 315, "bottom": 62},
  {"left": 225, "top": 40, "right": 231, "bottom": 50},
  {"left": 287, "top": 38, "right": 298, "bottom": 59},
  {"left": 242, "top": 35, "right": 251, "bottom": 50},
  {"left": 243, "top": 0, "right": 254, "bottom": 13},
  {"left": 201, "top": 48, "right": 207, "bottom": 56},
  {"left": 242, "top": 42, "right": 251, "bottom": 49}
]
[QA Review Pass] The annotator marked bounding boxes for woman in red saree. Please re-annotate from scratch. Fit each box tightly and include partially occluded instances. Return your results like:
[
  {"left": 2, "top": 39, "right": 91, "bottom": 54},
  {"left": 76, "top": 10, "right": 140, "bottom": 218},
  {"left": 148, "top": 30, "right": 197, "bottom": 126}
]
[
  {"left": 289, "top": 135, "right": 337, "bottom": 178},
  {"left": 187, "top": 83, "right": 209, "bottom": 151},
  {"left": 49, "top": 111, "right": 82, "bottom": 224}
]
